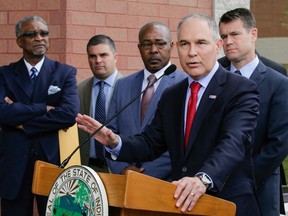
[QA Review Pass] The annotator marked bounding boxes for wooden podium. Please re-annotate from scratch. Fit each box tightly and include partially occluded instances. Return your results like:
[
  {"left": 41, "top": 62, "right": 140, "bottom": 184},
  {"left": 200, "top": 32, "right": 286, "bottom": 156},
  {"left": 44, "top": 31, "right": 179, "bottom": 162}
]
[{"left": 32, "top": 160, "right": 236, "bottom": 216}]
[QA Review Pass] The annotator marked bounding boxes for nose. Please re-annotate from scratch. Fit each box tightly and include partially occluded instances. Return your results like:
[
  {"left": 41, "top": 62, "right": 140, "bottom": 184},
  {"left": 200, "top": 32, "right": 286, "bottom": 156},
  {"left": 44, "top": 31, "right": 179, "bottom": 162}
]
[
  {"left": 225, "top": 35, "right": 233, "bottom": 45},
  {"left": 188, "top": 44, "right": 197, "bottom": 57},
  {"left": 34, "top": 32, "right": 44, "bottom": 40},
  {"left": 95, "top": 57, "right": 103, "bottom": 63},
  {"left": 149, "top": 43, "right": 158, "bottom": 53}
]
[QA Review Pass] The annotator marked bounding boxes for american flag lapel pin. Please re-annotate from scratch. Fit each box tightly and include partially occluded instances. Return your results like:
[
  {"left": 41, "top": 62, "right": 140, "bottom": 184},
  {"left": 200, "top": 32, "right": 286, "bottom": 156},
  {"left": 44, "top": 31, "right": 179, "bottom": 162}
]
[{"left": 209, "top": 95, "right": 217, "bottom": 99}]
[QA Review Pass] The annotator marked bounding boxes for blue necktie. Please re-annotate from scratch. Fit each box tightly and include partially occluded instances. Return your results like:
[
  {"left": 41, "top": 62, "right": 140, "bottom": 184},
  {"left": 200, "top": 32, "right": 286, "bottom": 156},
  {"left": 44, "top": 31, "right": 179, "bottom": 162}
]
[
  {"left": 30, "top": 67, "right": 38, "bottom": 86},
  {"left": 234, "top": 70, "right": 242, "bottom": 75},
  {"left": 30, "top": 67, "right": 37, "bottom": 79},
  {"left": 94, "top": 81, "right": 106, "bottom": 161}
]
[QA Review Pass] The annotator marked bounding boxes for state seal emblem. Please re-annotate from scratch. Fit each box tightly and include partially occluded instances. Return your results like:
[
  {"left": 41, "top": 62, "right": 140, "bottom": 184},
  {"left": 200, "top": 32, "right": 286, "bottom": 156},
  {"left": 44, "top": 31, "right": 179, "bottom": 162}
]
[{"left": 45, "top": 165, "right": 108, "bottom": 216}]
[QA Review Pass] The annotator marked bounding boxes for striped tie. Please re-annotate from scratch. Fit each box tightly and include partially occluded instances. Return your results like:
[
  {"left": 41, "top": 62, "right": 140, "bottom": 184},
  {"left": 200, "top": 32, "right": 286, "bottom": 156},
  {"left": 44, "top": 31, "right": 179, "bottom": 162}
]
[{"left": 30, "top": 67, "right": 37, "bottom": 79}]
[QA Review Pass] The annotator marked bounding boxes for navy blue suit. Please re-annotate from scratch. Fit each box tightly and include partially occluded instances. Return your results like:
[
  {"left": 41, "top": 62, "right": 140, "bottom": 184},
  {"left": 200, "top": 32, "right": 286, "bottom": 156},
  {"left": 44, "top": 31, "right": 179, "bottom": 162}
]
[
  {"left": 0, "top": 57, "right": 79, "bottom": 214},
  {"left": 114, "top": 65, "right": 260, "bottom": 215},
  {"left": 219, "top": 57, "right": 288, "bottom": 215},
  {"left": 106, "top": 69, "right": 187, "bottom": 181},
  {"left": 245, "top": 61, "right": 288, "bottom": 215}
]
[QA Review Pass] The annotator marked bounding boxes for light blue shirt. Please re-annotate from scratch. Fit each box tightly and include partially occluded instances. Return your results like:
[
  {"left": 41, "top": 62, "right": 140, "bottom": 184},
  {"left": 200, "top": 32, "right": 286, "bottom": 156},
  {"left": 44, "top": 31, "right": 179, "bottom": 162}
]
[
  {"left": 230, "top": 55, "right": 259, "bottom": 79},
  {"left": 90, "top": 70, "right": 119, "bottom": 158},
  {"left": 141, "top": 62, "right": 172, "bottom": 93}
]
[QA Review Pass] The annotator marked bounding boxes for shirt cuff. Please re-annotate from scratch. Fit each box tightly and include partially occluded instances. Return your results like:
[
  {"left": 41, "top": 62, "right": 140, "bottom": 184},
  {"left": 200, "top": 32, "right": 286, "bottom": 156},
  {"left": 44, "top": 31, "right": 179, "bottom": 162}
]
[{"left": 105, "top": 135, "right": 122, "bottom": 160}]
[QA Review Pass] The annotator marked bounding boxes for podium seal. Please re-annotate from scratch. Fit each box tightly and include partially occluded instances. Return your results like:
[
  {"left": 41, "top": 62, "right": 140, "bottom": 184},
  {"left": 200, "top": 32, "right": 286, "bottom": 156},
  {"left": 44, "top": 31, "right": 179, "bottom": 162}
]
[{"left": 45, "top": 165, "right": 108, "bottom": 216}]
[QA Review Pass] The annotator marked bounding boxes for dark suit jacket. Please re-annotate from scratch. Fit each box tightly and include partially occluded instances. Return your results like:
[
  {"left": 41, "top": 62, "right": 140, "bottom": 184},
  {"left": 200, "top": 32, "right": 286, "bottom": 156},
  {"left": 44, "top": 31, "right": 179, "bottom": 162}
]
[
  {"left": 106, "top": 69, "right": 187, "bottom": 181},
  {"left": 0, "top": 57, "right": 79, "bottom": 199},
  {"left": 77, "top": 72, "right": 123, "bottom": 165},
  {"left": 237, "top": 61, "right": 288, "bottom": 187},
  {"left": 218, "top": 53, "right": 288, "bottom": 214},
  {"left": 116, "top": 65, "right": 260, "bottom": 213}
]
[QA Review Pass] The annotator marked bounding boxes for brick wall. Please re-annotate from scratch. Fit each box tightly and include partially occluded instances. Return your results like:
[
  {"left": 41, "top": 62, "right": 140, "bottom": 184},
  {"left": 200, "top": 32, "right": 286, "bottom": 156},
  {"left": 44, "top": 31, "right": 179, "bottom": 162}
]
[
  {"left": 251, "top": 0, "right": 288, "bottom": 38},
  {"left": 0, "top": 0, "right": 213, "bottom": 82}
]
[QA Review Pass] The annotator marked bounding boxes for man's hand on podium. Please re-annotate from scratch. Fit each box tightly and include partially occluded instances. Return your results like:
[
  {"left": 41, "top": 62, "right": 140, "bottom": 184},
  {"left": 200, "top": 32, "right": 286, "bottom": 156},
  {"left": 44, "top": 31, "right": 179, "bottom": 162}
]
[{"left": 172, "top": 176, "right": 207, "bottom": 213}]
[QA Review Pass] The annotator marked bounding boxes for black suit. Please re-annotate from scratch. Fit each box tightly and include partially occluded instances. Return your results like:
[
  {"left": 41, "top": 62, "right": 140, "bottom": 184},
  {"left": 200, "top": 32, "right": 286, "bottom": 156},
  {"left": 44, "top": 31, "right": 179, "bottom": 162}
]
[{"left": 115, "top": 65, "right": 261, "bottom": 215}]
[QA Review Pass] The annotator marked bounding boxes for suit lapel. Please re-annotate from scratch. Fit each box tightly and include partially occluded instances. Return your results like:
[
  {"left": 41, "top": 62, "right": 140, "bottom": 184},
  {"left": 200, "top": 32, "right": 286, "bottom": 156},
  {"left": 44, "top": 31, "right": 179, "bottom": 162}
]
[
  {"left": 14, "top": 59, "right": 34, "bottom": 99},
  {"left": 250, "top": 61, "right": 265, "bottom": 87},
  {"left": 132, "top": 71, "right": 144, "bottom": 130},
  {"left": 83, "top": 78, "right": 93, "bottom": 115},
  {"left": 185, "top": 68, "right": 226, "bottom": 159}
]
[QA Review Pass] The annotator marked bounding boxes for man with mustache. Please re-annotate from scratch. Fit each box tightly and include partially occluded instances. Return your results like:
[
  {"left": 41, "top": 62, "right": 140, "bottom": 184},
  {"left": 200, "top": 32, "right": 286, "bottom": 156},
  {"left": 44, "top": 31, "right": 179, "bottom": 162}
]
[
  {"left": 0, "top": 15, "right": 79, "bottom": 216},
  {"left": 106, "top": 22, "right": 187, "bottom": 181}
]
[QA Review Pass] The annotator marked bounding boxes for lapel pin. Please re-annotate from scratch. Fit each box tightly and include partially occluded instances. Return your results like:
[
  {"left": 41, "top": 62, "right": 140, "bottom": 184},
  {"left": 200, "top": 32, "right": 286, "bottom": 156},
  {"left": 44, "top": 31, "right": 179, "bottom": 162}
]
[{"left": 209, "top": 95, "right": 217, "bottom": 99}]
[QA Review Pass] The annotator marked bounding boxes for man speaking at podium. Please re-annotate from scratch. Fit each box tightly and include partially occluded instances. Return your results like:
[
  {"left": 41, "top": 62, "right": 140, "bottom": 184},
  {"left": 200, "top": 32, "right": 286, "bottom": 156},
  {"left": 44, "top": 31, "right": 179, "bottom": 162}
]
[{"left": 76, "top": 13, "right": 260, "bottom": 215}]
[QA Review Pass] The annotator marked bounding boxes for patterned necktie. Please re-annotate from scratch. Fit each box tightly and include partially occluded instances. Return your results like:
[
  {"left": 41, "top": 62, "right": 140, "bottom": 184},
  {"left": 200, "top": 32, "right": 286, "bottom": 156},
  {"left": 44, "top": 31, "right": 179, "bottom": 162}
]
[
  {"left": 234, "top": 70, "right": 242, "bottom": 75},
  {"left": 30, "top": 67, "right": 37, "bottom": 79},
  {"left": 184, "top": 82, "right": 201, "bottom": 149},
  {"left": 141, "top": 74, "right": 157, "bottom": 122},
  {"left": 94, "top": 81, "right": 106, "bottom": 161}
]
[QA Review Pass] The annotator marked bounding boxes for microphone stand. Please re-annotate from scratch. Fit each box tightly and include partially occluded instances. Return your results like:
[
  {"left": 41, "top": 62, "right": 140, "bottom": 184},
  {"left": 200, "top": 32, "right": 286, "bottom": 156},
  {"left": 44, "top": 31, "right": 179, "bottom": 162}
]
[{"left": 59, "top": 64, "right": 176, "bottom": 168}]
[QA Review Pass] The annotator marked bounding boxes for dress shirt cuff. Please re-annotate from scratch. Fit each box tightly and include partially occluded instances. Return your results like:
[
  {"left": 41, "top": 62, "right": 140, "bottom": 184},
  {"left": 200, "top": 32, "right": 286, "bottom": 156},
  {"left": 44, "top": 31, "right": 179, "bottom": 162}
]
[
  {"left": 195, "top": 172, "right": 214, "bottom": 190},
  {"left": 105, "top": 135, "right": 122, "bottom": 160}
]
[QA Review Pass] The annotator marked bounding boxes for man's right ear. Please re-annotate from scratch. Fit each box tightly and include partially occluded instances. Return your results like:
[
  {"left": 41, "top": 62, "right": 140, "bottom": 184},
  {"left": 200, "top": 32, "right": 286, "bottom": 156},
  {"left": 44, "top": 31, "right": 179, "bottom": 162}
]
[{"left": 16, "top": 38, "right": 23, "bottom": 48}]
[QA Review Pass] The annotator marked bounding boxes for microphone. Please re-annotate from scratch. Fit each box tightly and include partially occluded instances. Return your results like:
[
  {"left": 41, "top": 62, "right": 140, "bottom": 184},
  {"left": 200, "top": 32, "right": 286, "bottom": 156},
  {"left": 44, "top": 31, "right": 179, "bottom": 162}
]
[{"left": 59, "top": 64, "right": 177, "bottom": 168}]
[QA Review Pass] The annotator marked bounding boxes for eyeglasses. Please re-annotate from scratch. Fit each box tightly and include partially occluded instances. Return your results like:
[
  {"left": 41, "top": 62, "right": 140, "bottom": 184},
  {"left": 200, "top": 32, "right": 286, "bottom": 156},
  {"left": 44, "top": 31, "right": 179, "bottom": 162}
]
[
  {"left": 139, "top": 41, "right": 168, "bottom": 50},
  {"left": 19, "top": 31, "right": 49, "bottom": 38}
]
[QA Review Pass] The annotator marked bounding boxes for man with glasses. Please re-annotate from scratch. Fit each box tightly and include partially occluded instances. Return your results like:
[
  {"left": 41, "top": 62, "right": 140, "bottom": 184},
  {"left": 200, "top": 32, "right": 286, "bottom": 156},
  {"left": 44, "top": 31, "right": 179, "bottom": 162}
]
[
  {"left": 106, "top": 22, "right": 187, "bottom": 181},
  {"left": 0, "top": 16, "right": 79, "bottom": 216}
]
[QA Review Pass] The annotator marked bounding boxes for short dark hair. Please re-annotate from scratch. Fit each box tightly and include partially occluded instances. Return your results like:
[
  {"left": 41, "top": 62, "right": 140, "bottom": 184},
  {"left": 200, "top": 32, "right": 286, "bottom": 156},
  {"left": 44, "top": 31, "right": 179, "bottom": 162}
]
[
  {"left": 86, "top": 34, "right": 116, "bottom": 53},
  {"left": 138, "top": 22, "right": 171, "bottom": 43},
  {"left": 219, "top": 8, "right": 256, "bottom": 31}
]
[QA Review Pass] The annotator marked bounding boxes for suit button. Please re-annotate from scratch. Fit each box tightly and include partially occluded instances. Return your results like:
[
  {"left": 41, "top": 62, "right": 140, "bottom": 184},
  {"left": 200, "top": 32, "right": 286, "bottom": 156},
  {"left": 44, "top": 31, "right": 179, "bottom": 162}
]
[{"left": 182, "top": 167, "right": 187, "bottom": 172}]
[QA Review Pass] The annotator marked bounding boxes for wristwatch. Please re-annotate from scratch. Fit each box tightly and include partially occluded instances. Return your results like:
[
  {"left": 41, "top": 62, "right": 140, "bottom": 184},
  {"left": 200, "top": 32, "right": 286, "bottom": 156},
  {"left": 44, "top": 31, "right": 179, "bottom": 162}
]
[{"left": 196, "top": 173, "right": 212, "bottom": 188}]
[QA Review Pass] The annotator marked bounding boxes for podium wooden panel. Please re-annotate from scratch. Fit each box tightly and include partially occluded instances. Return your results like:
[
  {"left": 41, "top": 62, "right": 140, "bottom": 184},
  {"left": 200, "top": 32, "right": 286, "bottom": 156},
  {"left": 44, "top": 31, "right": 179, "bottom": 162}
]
[
  {"left": 32, "top": 160, "right": 236, "bottom": 216},
  {"left": 58, "top": 124, "right": 81, "bottom": 167}
]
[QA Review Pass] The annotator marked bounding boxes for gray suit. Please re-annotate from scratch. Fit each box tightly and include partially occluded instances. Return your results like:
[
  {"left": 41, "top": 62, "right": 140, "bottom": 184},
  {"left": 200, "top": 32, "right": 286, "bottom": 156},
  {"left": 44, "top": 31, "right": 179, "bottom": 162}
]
[{"left": 106, "top": 68, "right": 187, "bottom": 181}]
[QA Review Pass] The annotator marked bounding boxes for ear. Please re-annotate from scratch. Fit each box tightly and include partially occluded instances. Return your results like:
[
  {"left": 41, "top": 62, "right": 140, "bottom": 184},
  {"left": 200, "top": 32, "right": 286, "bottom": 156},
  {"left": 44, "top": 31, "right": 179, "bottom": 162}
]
[
  {"left": 114, "top": 52, "right": 118, "bottom": 63},
  {"left": 251, "top": 28, "right": 258, "bottom": 42},
  {"left": 16, "top": 38, "right": 23, "bottom": 48},
  {"left": 216, "top": 38, "right": 223, "bottom": 54}
]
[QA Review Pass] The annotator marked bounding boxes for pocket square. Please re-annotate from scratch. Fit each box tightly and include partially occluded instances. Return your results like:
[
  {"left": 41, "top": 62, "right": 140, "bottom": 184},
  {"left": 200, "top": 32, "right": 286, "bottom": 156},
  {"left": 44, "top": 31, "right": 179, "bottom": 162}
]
[{"left": 48, "top": 85, "right": 61, "bottom": 95}]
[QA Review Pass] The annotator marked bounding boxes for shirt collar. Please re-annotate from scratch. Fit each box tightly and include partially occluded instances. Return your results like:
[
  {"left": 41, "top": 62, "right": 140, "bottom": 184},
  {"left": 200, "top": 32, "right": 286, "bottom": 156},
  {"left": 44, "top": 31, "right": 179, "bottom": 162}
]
[
  {"left": 230, "top": 55, "right": 259, "bottom": 78},
  {"left": 187, "top": 61, "right": 219, "bottom": 89},
  {"left": 93, "top": 69, "right": 118, "bottom": 87},
  {"left": 143, "top": 61, "right": 171, "bottom": 80},
  {"left": 24, "top": 57, "right": 45, "bottom": 75}
]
